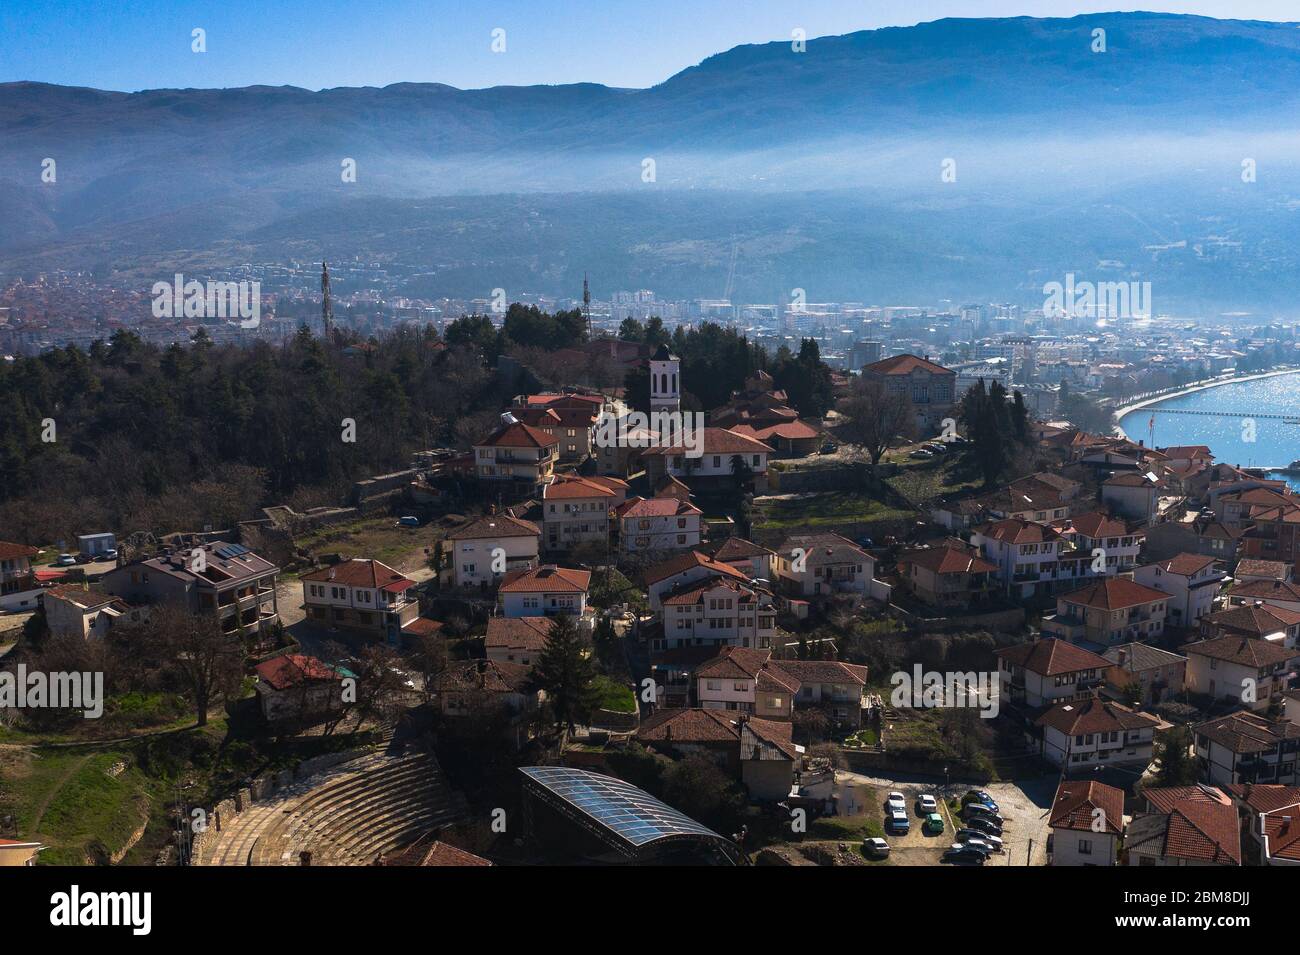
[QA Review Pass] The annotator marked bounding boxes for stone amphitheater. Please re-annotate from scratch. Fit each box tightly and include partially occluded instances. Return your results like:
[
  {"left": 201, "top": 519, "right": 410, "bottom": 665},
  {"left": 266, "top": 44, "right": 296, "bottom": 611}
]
[{"left": 197, "top": 744, "right": 468, "bottom": 866}]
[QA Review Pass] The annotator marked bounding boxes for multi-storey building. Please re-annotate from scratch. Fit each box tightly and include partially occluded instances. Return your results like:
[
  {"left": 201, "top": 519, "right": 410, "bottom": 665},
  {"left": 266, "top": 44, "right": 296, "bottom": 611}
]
[
  {"left": 1182, "top": 636, "right": 1297, "bottom": 712},
  {"left": 995, "top": 638, "right": 1112, "bottom": 708},
  {"left": 860, "top": 353, "right": 956, "bottom": 432},
  {"left": 1194, "top": 710, "right": 1300, "bottom": 786},
  {"left": 0, "top": 541, "right": 40, "bottom": 612},
  {"left": 541, "top": 474, "right": 626, "bottom": 553},
  {"left": 102, "top": 541, "right": 280, "bottom": 635},
  {"left": 1133, "top": 553, "right": 1224, "bottom": 629},
  {"left": 615, "top": 496, "right": 703, "bottom": 555}
]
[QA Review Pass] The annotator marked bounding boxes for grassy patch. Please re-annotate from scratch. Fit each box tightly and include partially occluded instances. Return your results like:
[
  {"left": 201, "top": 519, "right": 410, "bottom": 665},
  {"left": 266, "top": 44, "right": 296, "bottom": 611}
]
[
  {"left": 292, "top": 517, "right": 443, "bottom": 575},
  {"left": 591, "top": 676, "right": 637, "bottom": 714},
  {"left": 884, "top": 456, "right": 981, "bottom": 509},
  {"left": 754, "top": 492, "right": 913, "bottom": 533},
  {"left": 808, "top": 812, "right": 885, "bottom": 841}
]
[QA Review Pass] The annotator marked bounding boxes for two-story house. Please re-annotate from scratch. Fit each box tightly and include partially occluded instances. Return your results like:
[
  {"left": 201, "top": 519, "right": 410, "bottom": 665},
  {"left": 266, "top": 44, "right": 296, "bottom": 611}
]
[
  {"left": 1034, "top": 695, "right": 1160, "bottom": 771},
  {"left": 1133, "top": 553, "right": 1224, "bottom": 630},
  {"left": 300, "top": 558, "right": 421, "bottom": 642},
  {"left": 441, "top": 513, "right": 540, "bottom": 589},
  {"left": 1048, "top": 779, "right": 1124, "bottom": 866},
  {"left": 995, "top": 638, "right": 1112, "bottom": 708},
  {"left": 1226, "top": 578, "right": 1300, "bottom": 616},
  {"left": 473, "top": 419, "right": 560, "bottom": 493},
  {"left": 541, "top": 474, "right": 627, "bottom": 553},
  {"left": 0, "top": 541, "right": 41, "bottom": 612},
  {"left": 777, "top": 659, "right": 871, "bottom": 730},
  {"left": 1041, "top": 577, "right": 1169, "bottom": 647},
  {"left": 616, "top": 496, "right": 703, "bottom": 555},
  {"left": 644, "top": 550, "right": 752, "bottom": 613},
  {"left": 1103, "top": 642, "right": 1186, "bottom": 705},
  {"left": 1195, "top": 710, "right": 1300, "bottom": 786},
  {"left": 1226, "top": 783, "right": 1300, "bottom": 866},
  {"left": 1182, "top": 636, "right": 1297, "bottom": 712},
  {"left": 896, "top": 541, "right": 998, "bottom": 609},
  {"left": 497, "top": 565, "right": 591, "bottom": 620},
  {"left": 774, "top": 533, "right": 888, "bottom": 602},
  {"left": 710, "top": 537, "right": 777, "bottom": 584},
  {"left": 1066, "top": 511, "right": 1145, "bottom": 574},
  {"left": 102, "top": 541, "right": 279, "bottom": 635},
  {"left": 640, "top": 428, "right": 773, "bottom": 493},
  {"left": 42, "top": 585, "right": 143, "bottom": 639},
  {"left": 694, "top": 647, "right": 799, "bottom": 720}
]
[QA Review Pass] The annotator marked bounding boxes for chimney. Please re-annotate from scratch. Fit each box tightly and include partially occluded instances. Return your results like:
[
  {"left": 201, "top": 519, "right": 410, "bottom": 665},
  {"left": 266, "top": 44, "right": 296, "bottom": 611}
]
[{"left": 1117, "top": 648, "right": 1127, "bottom": 666}]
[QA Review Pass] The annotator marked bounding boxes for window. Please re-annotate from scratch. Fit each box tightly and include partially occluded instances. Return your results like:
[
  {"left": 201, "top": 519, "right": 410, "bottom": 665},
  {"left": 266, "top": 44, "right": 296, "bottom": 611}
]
[{"left": 1078, "top": 838, "right": 1093, "bottom": 855}]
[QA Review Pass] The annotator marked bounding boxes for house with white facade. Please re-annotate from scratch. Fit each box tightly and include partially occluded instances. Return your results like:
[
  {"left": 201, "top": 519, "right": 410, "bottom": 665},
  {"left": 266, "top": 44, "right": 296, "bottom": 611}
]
[
  {"left": 0, "top": 541, "right": 42, "bottom": 612},
  {"left": 1182, "top": 636, "right": 1297, "bottom": 712},
  {"left": 496, "top": 565, "right": 591, "bottom": 620},
  {"left": 644, "top": 550, "right": 752, "bottom": 613},
  {"left": 541, "top": 474, "right": 626, "bottom": 553},
  {"left": 1066, "top": 511, "right": 1144, "bottom": 574},
  {"left": 995, "top": 638, "right": 1112, "bottom": 708},
  {"left": 1226, "top": 578, "right": 1300, "bottom": 616},
  {"left": 1034, "top": 695, "right": 1160, "bottom": 771},
  {"left": 773, "top": 532, "right": 889, "bottom": 602},
  {"left": 694, "top": 647, "right": 799, "bottom": 720},
  {"left": 615, "top": 496, "right": 703, "bottom": 555},
  {"left": 441, "top": 513, "right": 540, "bottom": 589},
  {"left": 1101, "top": 471, "right": 1164, "bottom": 523},
  {"left": 1048, "top": 779, "right": 1124, "bottom": 866},
  {"left": 300, "top": 558, "right": 422, "bottom": 642},
  {"left": 1133, "top": 553, "right": 1224, "bottom": 630},
  {"left": 1194, "top": 710, "right": 1300, "bottom": 787},
  {"left": 641, "top": 428, "right": 773, "bottom": 492},
  {"left": 710, "top": 537, "right": 777, "bottom": 584},
  {"left": 659, "top": 577, "right": 778, "bottom": 651},
  {"left": 971, "top": 518, "right": 1075, "bottom": 600}
]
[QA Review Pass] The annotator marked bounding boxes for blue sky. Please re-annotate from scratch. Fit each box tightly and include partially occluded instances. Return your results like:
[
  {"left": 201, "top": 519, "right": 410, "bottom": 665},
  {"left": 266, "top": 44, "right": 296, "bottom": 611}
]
[{"left": 3, "top": 1, "right": 1299, "bottom": 91}]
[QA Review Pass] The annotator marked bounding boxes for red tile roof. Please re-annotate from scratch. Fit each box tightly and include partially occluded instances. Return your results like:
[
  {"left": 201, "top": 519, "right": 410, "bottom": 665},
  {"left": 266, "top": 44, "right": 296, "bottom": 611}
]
[
  {"left": 544, "top": 474, "right": 619, "bottom": 500},
  {"left": 1048, "top": 779, "right": 1124, "bottom": 834},
  {"left": 1181, "top": 635, "right": 1295, "bottom": 667},
  {"left": 863, "top": 353, "right": 953, "bottom": 376},
  {"left": 448, "top": 513, "right": 540, "bottom": 540},
  {"left": 476, "top": 421, "right": 560, "bottom": 449},
  {"left": 1069, "top": 511, "right": 1139, "bottom": 540},
  {"left": 255, "top": 654, "right": 340, "bottom": 691},
  {"left": 995, "top": 637, "right": 1111, "bottom": 676},
  {"left": 498, "top": 565, "right": 590, "bottom": 594},
  {"left": 0, "top": 541, "right": 39, "bottom": 561},
  {"left": 641, "top": 427, "right": 773, "bottom": 456},
  {"left": 1147, "top": 552, "right": 1217, "bottom": 576},
  {"left": 900, "top": 544, "right": 997, "bottom": 576},
  {"left": 485, "top": 616, "right": 553, "bottom": 653},
  {"left": 1059, "top": 577, "right": 1169, "bottom": 611},
  {"left": 301, "top": 558, "right": 412, "bottom": 589},
  {"left": 1036, "top": 696, "right": 1159, "bottom": 736},
  {"left": 975, "top": 518, "right": 1061, "bottom": 545},
  {"left": 1132, "top": 786, "right": 1241, "bottom": 865},
  {"left": 616, "top": 496, "right": 701, "bottom": 518},
  {"left": 644, "top": 550, "right": 750, "bottom": 585}
]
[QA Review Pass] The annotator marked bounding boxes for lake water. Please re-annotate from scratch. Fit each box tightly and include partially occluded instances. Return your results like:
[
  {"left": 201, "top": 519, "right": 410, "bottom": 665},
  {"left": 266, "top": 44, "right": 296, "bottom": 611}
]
[{"left": 1117, "top": 371, "right": 1300, "bottom": 491}]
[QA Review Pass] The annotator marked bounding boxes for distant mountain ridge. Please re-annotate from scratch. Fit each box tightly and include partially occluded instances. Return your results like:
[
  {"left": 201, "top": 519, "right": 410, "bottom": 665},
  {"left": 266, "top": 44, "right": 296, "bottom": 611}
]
[{"left": 4, "top": 13, "right": 1300, "bottom": 313}]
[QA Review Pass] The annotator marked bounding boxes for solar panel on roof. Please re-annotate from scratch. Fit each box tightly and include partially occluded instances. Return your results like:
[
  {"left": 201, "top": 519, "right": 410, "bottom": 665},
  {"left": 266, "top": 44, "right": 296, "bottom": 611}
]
[{"left": 519, "top": 766, "right": 726, "bottom": 847}]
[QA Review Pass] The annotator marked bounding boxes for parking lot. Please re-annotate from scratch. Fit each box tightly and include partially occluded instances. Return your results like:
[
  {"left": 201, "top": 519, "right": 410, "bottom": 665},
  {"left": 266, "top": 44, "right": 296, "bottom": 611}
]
[{"left": 835, "top": 770, "right": 1055, "bottom": 866}]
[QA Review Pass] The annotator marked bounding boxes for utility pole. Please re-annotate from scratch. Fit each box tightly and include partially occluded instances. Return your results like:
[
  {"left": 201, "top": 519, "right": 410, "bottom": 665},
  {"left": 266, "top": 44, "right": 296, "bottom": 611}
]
[
  {"left": 321, "top": 261, "right": 334, "bottom": 341},
  {"left": 583, "top": 273, "right": 592, "bottom": 341}
]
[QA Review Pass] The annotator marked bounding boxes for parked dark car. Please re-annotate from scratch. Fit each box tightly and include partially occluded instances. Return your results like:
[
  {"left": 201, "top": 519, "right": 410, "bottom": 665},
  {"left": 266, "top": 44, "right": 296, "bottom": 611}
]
[
  {"left": 964, "top": 816, "right": 1004, "bottom": 837},
  {"left": 943, "top": 844, "right": 987, "bottom": 865}
]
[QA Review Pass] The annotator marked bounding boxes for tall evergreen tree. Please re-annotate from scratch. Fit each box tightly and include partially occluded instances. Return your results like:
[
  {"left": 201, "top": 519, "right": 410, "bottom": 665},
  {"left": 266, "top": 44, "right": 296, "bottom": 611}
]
[{"left": 529, "top": 614, "right": 602, "bottom": 735}]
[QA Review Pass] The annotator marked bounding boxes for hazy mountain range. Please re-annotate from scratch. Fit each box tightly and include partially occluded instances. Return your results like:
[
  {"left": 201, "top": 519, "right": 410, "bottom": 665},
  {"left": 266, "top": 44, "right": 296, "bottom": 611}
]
[{"left": 5, "top": 12, "right": 1300, "bottom": 314}]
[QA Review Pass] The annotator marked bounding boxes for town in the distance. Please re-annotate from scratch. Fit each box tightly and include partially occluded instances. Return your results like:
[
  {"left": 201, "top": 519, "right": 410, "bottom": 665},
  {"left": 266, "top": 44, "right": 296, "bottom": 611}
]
[{"left": 2, "top": 266, "right": 1298, "bottom": 870}]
